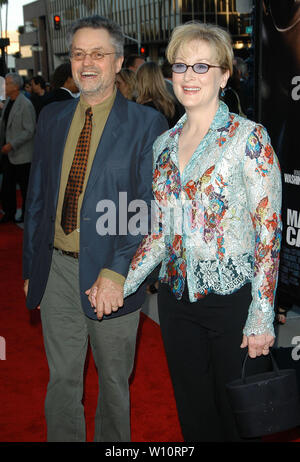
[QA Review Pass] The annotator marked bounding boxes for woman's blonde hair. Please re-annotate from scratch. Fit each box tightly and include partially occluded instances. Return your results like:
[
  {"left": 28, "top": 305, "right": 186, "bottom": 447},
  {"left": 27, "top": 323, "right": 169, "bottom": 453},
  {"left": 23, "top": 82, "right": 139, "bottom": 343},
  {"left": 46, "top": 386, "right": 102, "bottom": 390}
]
[
  {"left": 117, "top": 68, "right": 137, "bottom": 100},
  {"left": 166, "top": 21, "right": 233, "bottom": 75},
  {"left": 136, "top": 61, "right": 175, "bottom": 120}
]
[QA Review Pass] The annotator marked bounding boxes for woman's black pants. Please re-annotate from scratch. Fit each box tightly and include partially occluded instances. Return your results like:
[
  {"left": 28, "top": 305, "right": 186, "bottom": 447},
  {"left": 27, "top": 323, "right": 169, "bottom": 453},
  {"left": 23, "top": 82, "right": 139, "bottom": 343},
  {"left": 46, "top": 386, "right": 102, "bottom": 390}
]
[{"left": 157, "top": 282, "right": 272, "bottom": 442}]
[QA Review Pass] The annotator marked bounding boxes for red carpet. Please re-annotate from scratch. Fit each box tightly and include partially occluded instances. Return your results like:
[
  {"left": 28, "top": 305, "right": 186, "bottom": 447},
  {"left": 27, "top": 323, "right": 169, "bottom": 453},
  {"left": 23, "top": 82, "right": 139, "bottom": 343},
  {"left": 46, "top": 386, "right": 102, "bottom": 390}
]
[
  {"left": 1, "top": 219, "right": 300, "bottom": 442},
  {"left": 0, "top": 220, "right": 182, "bottom": 442}
]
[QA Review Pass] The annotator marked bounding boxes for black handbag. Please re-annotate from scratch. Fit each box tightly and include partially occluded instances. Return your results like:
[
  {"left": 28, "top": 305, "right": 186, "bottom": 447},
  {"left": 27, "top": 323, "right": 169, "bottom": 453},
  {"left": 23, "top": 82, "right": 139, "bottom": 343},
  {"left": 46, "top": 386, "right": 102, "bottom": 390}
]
[{"left": 226, "top": 350, "right": 300, "bottom": 438}]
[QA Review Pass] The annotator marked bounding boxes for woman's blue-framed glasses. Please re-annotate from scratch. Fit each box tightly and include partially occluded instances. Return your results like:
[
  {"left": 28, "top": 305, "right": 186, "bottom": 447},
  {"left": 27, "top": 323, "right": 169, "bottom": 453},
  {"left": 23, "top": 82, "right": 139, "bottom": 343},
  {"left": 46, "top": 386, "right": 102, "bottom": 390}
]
[{"left": 172, "top": 63, "right": 225, "bottom": 74}]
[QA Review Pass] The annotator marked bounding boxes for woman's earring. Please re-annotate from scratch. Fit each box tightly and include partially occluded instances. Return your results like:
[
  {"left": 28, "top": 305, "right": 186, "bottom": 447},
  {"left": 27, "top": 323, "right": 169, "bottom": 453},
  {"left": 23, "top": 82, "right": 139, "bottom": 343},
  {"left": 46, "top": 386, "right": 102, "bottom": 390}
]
[{"left": 220, "top": 87, "right": 225, "bottom": 97}]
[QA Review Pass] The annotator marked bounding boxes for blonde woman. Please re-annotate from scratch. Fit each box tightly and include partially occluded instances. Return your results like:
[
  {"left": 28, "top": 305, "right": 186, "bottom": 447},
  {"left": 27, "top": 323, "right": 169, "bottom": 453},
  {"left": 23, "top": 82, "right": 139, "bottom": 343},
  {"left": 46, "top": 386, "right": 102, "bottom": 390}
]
[
  {"left": 122, "top": 22, "right": 282, "bottom": 441},
  {"left": 136, "top": 61, "right": 176, "bottom": 127},
  {"left": 116, "top": 68, "right": 137, "bottom": 100}
]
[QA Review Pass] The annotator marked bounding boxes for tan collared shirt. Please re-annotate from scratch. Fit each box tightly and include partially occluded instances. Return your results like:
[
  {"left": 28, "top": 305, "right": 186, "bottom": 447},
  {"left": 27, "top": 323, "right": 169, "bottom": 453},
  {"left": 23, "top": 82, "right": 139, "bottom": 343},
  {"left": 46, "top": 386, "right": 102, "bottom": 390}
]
[{"left": 54, "top": 88, "right": 125, "bottom": 286}]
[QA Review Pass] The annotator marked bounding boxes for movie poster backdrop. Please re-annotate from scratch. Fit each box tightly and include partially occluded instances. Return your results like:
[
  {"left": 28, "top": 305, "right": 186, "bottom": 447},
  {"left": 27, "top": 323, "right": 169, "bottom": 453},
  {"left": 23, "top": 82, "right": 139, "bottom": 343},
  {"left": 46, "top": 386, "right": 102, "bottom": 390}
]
[{"left": 261, "top": 1, "right": 300, "bottom": 309}]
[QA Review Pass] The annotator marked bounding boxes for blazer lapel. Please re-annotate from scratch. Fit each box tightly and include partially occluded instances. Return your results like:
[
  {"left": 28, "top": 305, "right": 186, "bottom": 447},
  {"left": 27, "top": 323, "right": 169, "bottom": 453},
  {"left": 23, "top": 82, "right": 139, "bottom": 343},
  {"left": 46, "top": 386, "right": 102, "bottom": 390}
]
[{"left": 82, "top": 91, "right": 127, "bottom": 203}]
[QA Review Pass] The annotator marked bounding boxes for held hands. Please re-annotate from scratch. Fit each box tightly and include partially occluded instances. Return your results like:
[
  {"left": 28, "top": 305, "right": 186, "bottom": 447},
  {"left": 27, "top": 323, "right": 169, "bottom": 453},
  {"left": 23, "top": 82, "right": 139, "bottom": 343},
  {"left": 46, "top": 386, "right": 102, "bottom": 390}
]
[
  {"left": 240, "top": 333, "right": 275, "bottom": 358},
  {"left": 85, "top": 276, "right": 124, "bottom": 320}
]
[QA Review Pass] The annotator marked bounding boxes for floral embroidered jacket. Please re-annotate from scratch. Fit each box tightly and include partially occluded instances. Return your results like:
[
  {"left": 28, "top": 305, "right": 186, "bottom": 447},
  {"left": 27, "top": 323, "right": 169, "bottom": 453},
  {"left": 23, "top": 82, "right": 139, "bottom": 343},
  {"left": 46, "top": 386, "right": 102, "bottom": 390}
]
[{"left": 124, "top": 102, "right": 282, "bottom": 337}]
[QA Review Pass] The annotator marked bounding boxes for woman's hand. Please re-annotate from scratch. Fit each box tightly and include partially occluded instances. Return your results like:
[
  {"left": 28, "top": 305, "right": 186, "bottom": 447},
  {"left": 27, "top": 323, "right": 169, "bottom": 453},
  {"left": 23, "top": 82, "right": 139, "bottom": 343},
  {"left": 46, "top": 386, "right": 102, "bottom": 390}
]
[{"left": 240, "top": 333, "right": 275, "bottom": 358}]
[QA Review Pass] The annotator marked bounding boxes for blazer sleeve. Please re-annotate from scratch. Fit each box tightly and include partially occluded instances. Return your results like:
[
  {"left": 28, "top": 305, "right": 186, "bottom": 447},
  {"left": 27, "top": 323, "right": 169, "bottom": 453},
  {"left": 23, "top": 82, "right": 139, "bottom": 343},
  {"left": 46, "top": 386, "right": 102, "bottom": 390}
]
[
  {"left": 22, "top": 111, "right": 46, "bottom": 279},
  {"left": 9, "top": 98, "right": 36, "bottom": 152},
  {"left": 101, "top": 111, "right": 169, "bottom": 281}
]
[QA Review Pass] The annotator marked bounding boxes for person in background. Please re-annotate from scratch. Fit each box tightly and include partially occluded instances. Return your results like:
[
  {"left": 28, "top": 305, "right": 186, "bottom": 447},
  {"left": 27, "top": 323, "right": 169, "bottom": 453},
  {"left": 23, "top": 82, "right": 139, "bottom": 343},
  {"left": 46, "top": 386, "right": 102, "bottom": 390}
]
[
  {"left": 23, "top": 80, "right": 33, "bottom": 99},
  {"left": 120, "top": 21, "right": 282, "bottom": 442},
  {"left": 221, "top": 64, "right": 247, "bottom": 117},
  {"left": 42, "top": 62, "right": 79, "bottom": 107},
  {"left": 161, "top": 59, "right": 185, "bottom": 121},
  {"left": 30, "top": 75, "right": 48, "bottom": 119},
  {"left": 115, "top": 68, "right": 137, "bottom": 100},
  {"left": 136, "top": 61, "right": 176, "bottom": 128},
  {"left": 0, "top": 77, "right": 4, "bottom": 115},
  {"left": 233, "top": 56, "right": 251, "bottom": 116},
  {"left": 124, "top": 54, "right": 145, "bottom": 72},
  {"left": 0, "top": 73, "right": 36, "bottom": 224},
  {"left": 23, "top": 15, "right": 168, "bottom": 442}
]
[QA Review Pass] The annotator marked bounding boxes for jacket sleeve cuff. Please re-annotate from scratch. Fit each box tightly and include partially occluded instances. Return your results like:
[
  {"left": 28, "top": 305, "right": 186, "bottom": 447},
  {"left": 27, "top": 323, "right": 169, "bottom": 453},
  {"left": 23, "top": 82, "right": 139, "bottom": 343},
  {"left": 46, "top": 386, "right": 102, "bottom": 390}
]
[
  {"left": 99, "top": 268, "right": 125, "bottom": 286},
  {"left": 243, "top": 299, "right": 275, "bottom": 337}
]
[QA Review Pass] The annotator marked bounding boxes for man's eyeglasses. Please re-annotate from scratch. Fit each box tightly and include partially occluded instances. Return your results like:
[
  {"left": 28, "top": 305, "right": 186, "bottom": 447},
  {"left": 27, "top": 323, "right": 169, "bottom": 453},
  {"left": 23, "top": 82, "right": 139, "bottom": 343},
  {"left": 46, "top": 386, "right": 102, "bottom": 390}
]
[
  {"left": 172, "top": 63, "right": 225, "bottom": 74},
  {"left": 70, "top": 50, "right": 116, "bottom": 61}
]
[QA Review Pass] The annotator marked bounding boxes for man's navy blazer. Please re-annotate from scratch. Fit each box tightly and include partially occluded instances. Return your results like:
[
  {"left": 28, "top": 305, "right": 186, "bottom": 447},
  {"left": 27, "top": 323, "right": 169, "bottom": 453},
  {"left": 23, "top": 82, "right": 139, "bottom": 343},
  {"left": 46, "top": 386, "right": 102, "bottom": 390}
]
[{"left": 23, "top": 90, "right": 168, "bottom": 320}]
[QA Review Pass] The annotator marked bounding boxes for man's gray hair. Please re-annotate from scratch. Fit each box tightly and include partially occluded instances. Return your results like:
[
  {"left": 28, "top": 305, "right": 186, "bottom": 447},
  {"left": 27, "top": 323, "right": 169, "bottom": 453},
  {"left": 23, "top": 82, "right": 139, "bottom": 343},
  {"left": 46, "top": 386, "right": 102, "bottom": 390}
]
[
  {"left": 6, "top": 72, "right": 23, "bottom": 89},
  {"left": 66, "top": 15, "right": 124, "bottom": 58}
]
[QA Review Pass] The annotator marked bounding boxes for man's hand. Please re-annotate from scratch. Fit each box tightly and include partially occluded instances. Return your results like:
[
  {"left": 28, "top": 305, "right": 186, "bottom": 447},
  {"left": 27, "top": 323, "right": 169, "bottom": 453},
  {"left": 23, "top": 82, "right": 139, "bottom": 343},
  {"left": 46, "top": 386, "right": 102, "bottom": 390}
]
[
  {"left": 1, "top": 143, "right": 12, "bottom": 155},
  {"left": 240, "top": 333, "right": 275, "bottom": 358},
  {"left": 23, "top": 279, "right": 29, "bottom": 297},
  {"left": 23, "top": 279, "right": 40, "bottom": 310},
  {"left": 85, "top": 276, "right": 124, "bottom": 320}
]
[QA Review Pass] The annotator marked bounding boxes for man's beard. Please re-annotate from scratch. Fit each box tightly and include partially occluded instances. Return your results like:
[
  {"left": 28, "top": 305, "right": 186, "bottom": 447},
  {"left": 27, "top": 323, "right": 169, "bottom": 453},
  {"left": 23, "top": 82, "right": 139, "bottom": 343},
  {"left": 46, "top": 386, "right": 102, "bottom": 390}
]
[
  {"left": 74, "top": 76, "right": 105, "bottom": 96},
  {"left": 73, "top": 69, "right": 111, "bottom": 97}
]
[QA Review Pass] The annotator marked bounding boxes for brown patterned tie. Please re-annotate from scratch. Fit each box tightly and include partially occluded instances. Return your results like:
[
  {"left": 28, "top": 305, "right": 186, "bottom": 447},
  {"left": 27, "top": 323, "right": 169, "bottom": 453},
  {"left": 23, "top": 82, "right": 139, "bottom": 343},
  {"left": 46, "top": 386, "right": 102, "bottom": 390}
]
[{"left": 61, "top": 107, "right": 93, "bottom": 235}]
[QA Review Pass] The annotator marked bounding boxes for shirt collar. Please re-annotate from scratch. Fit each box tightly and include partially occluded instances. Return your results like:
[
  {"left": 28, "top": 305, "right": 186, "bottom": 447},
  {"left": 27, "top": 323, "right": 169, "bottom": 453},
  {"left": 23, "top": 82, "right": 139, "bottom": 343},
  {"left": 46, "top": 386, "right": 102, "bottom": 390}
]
[
  {"left": 170, "top": 100, "right": 230, "bottom": 138},
  {"left": 79, "top": 87, "right": 117, "bottom": 115},
  {"left": 60, "top": 87, "right": 76, "bottom": 98},
  {"left": 167, "top": 101, "right": 230, "bottom": 173},
  {"left": 209, "top": 100, "right": 229, "bottom": 131}
]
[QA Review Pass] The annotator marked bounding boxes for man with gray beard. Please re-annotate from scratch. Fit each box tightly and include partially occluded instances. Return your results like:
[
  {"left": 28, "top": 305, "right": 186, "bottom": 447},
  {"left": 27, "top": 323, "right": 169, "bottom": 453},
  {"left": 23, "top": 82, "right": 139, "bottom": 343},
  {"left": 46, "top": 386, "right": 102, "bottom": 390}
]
[{"left": 23, "top": 15, "right": 168, "bottom": 442}]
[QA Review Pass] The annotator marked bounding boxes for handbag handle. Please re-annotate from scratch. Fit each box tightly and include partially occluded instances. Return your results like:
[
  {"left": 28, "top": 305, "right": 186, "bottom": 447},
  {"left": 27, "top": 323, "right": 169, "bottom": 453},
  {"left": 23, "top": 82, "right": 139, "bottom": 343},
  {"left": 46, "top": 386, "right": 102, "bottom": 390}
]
[{"left": 241, "top": 349, "right": 280, "bottom": 384}]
